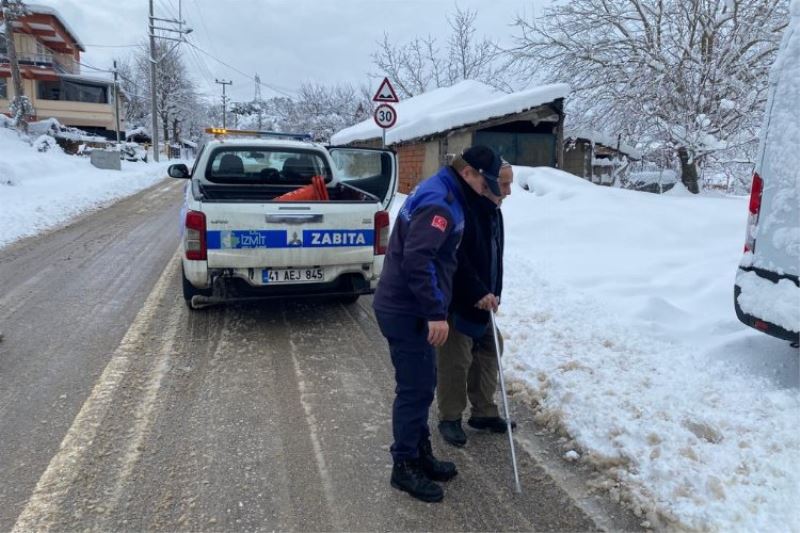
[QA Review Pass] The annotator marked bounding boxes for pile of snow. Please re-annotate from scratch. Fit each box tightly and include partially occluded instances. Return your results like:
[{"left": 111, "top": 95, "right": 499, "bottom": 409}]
[
  {"left": 125, "top": 126, "right": 150, "bottom": 140},
  {"left": 626, "top": 169, "right": 678, "bottom": 185},
  {"left": 331, "top": 80, "right": 570, "bottom": 146},
  {"left": 0, "top": 128, "right": 171, "bottom": 248},
  {"left": 26, "top": 117, "right": 110, "bottom": 143},
  {"left": 498, "top": 166, "right": 799, "bottom": 530}
]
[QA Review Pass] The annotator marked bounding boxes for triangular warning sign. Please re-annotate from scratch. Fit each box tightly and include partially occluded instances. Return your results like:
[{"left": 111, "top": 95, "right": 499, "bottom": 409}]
[{"left": 372, "top": 77, "right": 399, "bottom": 103}]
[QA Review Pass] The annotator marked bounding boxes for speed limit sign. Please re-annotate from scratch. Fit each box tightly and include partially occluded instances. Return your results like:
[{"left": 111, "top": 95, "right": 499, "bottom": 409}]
[{"left": 373, "top": 103, "right": 397, "bottom": 129}]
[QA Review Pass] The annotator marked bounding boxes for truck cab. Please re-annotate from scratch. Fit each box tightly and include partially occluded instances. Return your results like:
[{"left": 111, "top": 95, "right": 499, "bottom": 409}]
[{"left": 169, "top": 130, "right": 397, "bottom": 308}]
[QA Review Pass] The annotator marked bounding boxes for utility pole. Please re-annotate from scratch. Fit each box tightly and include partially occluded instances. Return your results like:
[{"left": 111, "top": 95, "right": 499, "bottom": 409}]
[
  {"left": 112, "top": 60, "right": 121, "bottom": 144},
  {"left": 254, "top": 73, "right": 263, "bottom": 131},
  {"left": 2, "top": 0, "right": 29, "bottom": 132},
  {"left": 215, "top": 79, "right": 232, "bottom": 129},
  {"left": 148, "top": 0, "right": 159, "bottom": 161},
  {"left": 147, "top": 0, "right": 191, "bottom": 162}
]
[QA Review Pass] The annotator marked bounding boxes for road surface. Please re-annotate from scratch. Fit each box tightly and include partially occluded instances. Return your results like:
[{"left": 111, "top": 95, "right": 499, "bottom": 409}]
[{"left": 0, "top": 179, "right": 639, "bottom": 531}]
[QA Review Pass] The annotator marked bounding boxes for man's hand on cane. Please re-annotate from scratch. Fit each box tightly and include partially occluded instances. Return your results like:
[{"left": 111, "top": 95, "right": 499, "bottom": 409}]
[{"left": 475, "top": 293, "right": 499, "bottom": 312}]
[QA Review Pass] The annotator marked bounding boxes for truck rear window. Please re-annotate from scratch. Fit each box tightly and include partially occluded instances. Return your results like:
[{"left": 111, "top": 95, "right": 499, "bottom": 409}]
[{"left": 205, "top": 148, "right": 332, "bottom": 185}]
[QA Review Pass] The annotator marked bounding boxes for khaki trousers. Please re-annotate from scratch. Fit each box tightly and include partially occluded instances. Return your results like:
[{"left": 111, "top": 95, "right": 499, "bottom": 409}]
[{"left": 436, "top": 318, "right": 503, "bottom": 421}]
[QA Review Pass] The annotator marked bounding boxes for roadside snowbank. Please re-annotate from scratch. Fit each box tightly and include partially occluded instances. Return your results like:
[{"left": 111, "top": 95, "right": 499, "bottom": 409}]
[
  {"left": 500, "top": 166, "right": 799, "bottom": 531},
  {"left": 0, "top": 128, "right": 171, "bottom": 249}
]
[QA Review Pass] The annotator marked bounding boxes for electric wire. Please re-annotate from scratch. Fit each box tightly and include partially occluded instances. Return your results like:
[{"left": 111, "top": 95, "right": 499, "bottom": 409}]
[{"left": 184, "top": 39, "right": 295, "bottom": 98}]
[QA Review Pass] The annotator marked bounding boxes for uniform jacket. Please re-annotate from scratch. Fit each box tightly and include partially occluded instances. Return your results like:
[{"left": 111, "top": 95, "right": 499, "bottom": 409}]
[{"left": 373, "top": 166, "right": 466, "bottom": 321}]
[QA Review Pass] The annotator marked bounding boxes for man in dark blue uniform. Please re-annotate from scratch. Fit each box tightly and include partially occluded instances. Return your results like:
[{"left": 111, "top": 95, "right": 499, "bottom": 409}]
[{"left": 373, "top": 145, "right": 504, "bottom": 502}]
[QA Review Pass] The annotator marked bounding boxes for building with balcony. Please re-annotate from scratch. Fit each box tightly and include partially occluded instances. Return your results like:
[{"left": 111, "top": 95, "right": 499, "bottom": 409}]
[{"left": 0, "top": 4, "right": 124, "bottom": 138}]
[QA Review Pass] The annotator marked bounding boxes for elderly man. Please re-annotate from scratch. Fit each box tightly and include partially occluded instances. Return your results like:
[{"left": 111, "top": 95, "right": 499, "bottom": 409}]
[{"left": 436, "top": 158, "right": 514, "bottom": 447}]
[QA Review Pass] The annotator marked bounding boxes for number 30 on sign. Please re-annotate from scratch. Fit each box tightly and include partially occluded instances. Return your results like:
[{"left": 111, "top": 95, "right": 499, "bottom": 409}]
[{"left": 373, "top": 103, "right": 397, "bottom": 129}]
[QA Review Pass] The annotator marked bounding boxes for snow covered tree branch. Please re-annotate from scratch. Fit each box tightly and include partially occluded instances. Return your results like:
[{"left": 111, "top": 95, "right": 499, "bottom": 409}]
[{"left": 509, "top": 0, "right": 789, "bottom": 193}]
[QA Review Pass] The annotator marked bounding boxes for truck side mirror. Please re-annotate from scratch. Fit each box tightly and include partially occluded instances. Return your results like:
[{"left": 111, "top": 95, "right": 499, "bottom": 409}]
[{"left": 168, "top": 163, "right": 190, "bottom": 179}]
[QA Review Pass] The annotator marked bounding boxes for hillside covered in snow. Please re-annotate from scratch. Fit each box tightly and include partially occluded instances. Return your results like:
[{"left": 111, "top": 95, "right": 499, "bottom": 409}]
[{"left": 0, "top": 128, "right": 170, "bottom": 249}]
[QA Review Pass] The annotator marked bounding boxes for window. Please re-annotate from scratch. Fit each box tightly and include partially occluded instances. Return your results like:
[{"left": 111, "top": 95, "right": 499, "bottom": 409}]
[
  {"left": 37, "top": 80, "right": 109, "bottom": 104},
  {"left": 206, "top": 148, "right": 332, "bottom": 185},
  {"left": 0, "top": 33, "right": 7, "bottom": 56},
  {"left": 329, "top": 148, "right": 395, "bottom": 202},
  {"left": 63, "top": 80, "right": 108, "bottom": 104},
  {"left": 0, "top": 78, "right": 7, "bottom": 99},
  {"left": 38, "top": 80, "right": 61, "bottom": 100}
]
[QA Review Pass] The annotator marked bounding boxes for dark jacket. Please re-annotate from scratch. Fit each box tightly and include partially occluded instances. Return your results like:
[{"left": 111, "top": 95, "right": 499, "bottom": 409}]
[
  {"left": 373, "top": 166, "right": 466, "bottom": 321},
  {"left": 449, "top": 179, "right": 504, "bottom": 336}
]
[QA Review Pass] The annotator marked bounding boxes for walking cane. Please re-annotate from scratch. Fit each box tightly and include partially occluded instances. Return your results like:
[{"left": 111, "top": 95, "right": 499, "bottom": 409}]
[{"left": 490, "top": 309, "right": 522, "bottom": 493}]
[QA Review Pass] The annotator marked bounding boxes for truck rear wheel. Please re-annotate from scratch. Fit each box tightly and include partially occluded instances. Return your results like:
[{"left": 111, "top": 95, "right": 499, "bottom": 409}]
[{"left": 182, "top": 266, "right": 212, "bottom": 309}]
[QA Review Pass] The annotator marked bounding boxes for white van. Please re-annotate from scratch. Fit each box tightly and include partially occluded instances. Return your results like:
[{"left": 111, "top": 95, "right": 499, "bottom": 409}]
[{"left": 734, "top": 4, "right": 800, "bottom": 345}]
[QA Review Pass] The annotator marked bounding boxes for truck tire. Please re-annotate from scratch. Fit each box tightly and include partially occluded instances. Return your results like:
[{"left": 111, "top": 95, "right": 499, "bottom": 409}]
[{"left": 182, "top": 266, "right": 211, "bottom": 309}]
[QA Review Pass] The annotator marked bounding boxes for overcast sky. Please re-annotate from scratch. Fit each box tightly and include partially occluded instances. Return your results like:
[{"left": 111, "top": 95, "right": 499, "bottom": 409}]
[{"left": 32, "top": 0, "right": 548, "bottom": 102}]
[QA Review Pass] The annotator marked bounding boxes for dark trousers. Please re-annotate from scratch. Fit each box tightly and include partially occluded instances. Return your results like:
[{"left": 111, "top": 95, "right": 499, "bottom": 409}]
[
  {"left": 437, "top": 318, "right": 502, "bottom": 421},
  {"left": 375, "top": 311, "right": 436, "bottom": 463}
]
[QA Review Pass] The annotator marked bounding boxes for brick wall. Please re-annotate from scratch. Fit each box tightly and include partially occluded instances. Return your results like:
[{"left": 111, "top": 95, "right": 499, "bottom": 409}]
[{"left": 396, "top": 142, "right": 427, "bottom": 193}]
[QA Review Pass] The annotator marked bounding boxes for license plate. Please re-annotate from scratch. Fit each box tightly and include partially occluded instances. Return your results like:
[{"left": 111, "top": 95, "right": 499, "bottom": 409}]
[{"left": 262, "top": 268, "right": 324, "bottom": 284}]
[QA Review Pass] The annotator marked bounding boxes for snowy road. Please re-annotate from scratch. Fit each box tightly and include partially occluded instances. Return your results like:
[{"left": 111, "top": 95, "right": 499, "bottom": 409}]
[{"left": 0, "top": 180, "right": 638, "bottom": 531}]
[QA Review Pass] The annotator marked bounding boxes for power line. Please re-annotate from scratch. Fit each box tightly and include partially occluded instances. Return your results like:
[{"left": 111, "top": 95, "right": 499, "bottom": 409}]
[
  {"left": 180, "top": 0, "right": 224, "bottom": 97},
  {"left": 157, "top": 0, "right": 179, "bottom": 20},
  {"left": 73, "top": 59, "right": 113, "bottom": 74},
  {"left": 185, "top": 39, "right": 295, "bottom": 98},
  {"left": 83, "top": 43, "right": 141, "bottom": 48},
  {"left": 185, "top": 43, "right": 216, "bottom": 94},
  {"left": 189, "top": 0, "right": 221, "bottom": 60}
]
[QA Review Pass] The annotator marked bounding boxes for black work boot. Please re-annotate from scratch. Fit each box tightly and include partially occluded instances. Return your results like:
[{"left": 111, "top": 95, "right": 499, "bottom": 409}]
[
  {"left": 419, "top": 440, "right": 458, "bottom": 482},
  {"left": 390, "top": 459, "right": 444, "bottom": 503},
  {"left": 467, "top": 416, "right": 517, "bottom": 433},
  {"left": 438, "top": 419, "right": 467, "bottom": 447}
]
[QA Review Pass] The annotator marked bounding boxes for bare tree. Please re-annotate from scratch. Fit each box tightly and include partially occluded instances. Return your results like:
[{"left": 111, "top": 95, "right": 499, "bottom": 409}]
[
  {"left": 372, "top": 6, "right": 512, "bottom": 97},
  {"left": 291, "top": 82, "right": 373, "bottom": 141},
  {"left": 114, "top": 53, "right": 149, "bottom": 130},
  {"left": 1, "top": 0, "right": 33, "bottom": 133},
  {"left": 228, "top": 82, "right": 374, "bottom": 142},
  {"left": 446, "top": 7, "right": 505, "bottom": 88},
  {"left": 509, "top": 0, "right": 789, "bottom": 193},
  {"left": 126, "top": 41, "right": 196, "bottom": 147}
]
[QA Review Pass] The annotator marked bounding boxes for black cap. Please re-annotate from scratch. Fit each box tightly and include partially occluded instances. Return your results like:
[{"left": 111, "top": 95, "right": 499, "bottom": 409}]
[{"left": 461, "top": 145, "right": 502, "bottom": 196}]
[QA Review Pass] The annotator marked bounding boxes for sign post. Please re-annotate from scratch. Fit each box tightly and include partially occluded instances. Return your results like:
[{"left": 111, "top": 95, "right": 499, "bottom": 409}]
[{"left": 372, "top": 77, "right": 399, "bottom": 148}]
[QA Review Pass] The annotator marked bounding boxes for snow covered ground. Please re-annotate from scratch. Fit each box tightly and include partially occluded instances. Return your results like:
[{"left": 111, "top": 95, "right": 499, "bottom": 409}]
[
  {"left": 0, "top": 127, "right": 172, "bottom": 249},
  {"left": 498, "top": 167, "right": 799, "bottom": 531}
]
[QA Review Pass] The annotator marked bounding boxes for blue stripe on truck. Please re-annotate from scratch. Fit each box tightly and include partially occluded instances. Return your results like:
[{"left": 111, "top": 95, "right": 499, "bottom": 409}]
[{"left": 206, "top": 229, "right": 374, "bottom": 249}]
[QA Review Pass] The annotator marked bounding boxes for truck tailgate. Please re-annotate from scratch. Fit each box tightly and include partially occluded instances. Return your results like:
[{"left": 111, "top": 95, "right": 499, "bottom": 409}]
[{"left": 203, "top": 202, "right": 376, "bottom": 269}]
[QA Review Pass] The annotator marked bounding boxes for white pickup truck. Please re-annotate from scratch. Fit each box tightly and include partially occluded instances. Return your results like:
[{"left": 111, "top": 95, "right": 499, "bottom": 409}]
[{"left": 168, "top": 131, "right": 397, "bottom": 309}]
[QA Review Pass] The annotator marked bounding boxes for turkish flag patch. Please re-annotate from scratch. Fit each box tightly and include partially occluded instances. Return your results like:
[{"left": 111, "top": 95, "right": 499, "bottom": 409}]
[{"left": 431, "top": 215, "right": 448, "bottom": 232}]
